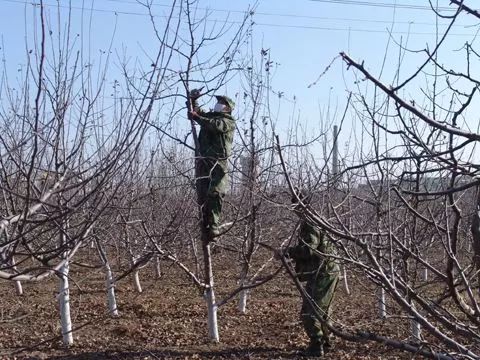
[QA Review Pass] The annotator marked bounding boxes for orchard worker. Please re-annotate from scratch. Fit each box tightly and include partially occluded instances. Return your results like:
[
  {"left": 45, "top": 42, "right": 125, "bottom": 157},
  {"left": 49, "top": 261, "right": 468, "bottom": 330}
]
[
  {"left": 188, "top": 90, "right": 236, "bottom": 241},
  {"left": 287, "top": 190, "right": 340, "bottom": 357}
]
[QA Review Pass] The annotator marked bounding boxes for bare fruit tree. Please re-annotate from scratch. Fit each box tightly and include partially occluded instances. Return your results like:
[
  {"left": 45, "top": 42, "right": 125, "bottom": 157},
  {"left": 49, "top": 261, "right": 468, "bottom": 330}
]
[
  {"left": 0, "top": 0, "right": 180, "bottom": 345},
  {"left": 274, "top": 1, "right": 480, "bottom": 359}
]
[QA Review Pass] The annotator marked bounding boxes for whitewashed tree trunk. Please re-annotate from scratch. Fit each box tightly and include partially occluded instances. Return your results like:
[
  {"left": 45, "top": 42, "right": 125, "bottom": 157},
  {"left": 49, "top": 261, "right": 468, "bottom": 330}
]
[
  {"left": 58, "top": 209, "right": 73, "bottom": 346},
  {"left": 11, "top": 257, "right": 23, "bottom": 295},
  {"left": 206, "top": 288, "right": 219, "bottom": 341},
  {"left": 409, "top": 302, "right": 422, "bottom": 341},
  {"left": 105, "top": 262, "right": 119, "bottom": 316},
  {"left": 96, "top": 240, "right": 119, "bottom": 316},
  {"left": 378, "top": 287, "right": 387, "bottom": 318},
  {"left": 237, "top": 264, "right": 249, "bottom": 314},
  {"left": 133, "top": 269, "right": 142, "bottom": 293},
  {"left": 238, "top": 289, "right": 249, "bottom": 314},
  {"left": 14, "top": 280, "right": 23, "bottom": 296},
  {"left": 154, "top": 254, "right": 162, "bottom": 279},
  {"left": 411, "top": 317, "right": 422, "bottom": 341},
  {"left": 342, "top": 266, "right": 350, "bottom": 295},
  {"left": 59, "top": 260, "right": 73, "bottom": 345},
  {"left": 422, "top": 267, "right": 428, "bottom": 281},
  {"left": 202, "top": 242, "right": 219, "bottom": 342}
]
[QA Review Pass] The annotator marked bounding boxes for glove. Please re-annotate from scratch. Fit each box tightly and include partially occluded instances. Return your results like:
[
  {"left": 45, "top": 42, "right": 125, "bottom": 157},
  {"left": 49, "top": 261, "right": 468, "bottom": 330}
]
[{"left": 188, "top": 110, "right": 198, "bottom": 120}]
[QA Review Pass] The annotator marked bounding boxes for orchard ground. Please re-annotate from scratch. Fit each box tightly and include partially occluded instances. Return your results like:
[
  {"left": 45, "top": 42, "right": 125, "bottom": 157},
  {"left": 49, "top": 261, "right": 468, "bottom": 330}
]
[{"left": 1, "top": 249, "right": 419, "bottom": 360}]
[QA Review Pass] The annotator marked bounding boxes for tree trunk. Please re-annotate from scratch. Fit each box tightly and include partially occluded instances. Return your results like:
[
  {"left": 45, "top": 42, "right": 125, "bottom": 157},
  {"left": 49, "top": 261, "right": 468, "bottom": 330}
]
[
  {"left": 206, "top": 287, "right": 219, "bottom": 341},
  {"left": 378, "top": 287, "right": 387, "bottom": 318},
  {"left": 238, "top": 289, "right": 249, "bottom": 314},
  {"left": 11, "top": 257, "right": 23, "bottom": 295},
  {"left": 342, "top": 266, "right": 350, "bottom": 295},
  {"left": 59, "top": 260, "right": 73, "bottom": 345},
  {"left": 154, "top": 254, "right": 162, "bottom": 279},
  {"left": 411, "top": 317, "right": 422, "bottom": 341},
  {"left": 14, "top": 280, "right": 23, "bottom": 296},
  {"left": 105, "top": 262, "right": 119, "bottom": 316},
  {"left": 422, "top": 267, "right": 428, "bottom": 281},
  {"left": 133, "top": 270, "right": 142, "bottom": 293},
  {"left": 203, "top": 241, "right": 219, "bottom": 342}
]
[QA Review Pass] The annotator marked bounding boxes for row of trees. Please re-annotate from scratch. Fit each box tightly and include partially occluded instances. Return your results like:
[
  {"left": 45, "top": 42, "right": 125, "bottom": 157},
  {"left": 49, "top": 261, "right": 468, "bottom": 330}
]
[{"left": 1, "top": 1, "right": 480, "bottom": 359}]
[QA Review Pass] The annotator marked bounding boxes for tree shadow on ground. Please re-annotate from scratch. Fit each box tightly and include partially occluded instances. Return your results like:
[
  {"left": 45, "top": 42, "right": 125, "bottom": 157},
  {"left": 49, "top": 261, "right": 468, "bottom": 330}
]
[{"left": 45, "top": 346, "right": 301, "bottom": 359}]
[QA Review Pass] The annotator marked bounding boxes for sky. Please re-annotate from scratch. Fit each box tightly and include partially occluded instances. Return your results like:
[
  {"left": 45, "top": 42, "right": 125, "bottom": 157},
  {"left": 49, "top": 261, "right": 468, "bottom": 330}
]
[{"left": 1, "top": 0, "right": 479, "bottom": 164}]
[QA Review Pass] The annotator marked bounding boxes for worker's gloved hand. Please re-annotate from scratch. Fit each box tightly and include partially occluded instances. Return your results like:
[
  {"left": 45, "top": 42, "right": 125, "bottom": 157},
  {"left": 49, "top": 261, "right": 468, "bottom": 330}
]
[{"left": 188, "top": 110, "right": 198, "bottom": 120}]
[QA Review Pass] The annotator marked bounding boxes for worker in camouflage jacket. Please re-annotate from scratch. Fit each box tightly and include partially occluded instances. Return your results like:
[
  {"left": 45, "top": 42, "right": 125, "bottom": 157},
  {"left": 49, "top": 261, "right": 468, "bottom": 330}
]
[
  {"left": 188, "top": 91, "right": 236, "bottom": 241},
  {"left": 287, "top": 191, "right": 339, "bottom": 357}
]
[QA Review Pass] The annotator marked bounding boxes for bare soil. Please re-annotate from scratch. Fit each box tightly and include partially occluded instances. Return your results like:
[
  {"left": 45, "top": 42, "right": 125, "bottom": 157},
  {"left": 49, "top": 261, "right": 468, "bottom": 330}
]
[{"left": 0, "top": 250, "right": 418, "bottom": 359}]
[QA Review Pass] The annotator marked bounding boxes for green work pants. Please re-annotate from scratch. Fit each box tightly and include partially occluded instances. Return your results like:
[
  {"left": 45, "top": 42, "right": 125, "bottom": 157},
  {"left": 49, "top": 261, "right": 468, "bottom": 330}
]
[
  {"left": 301, "top": 261, "right": 339, "bottom": 345},
  {"left": 196, "top": 157, "right": 228, "bottom": 232}
]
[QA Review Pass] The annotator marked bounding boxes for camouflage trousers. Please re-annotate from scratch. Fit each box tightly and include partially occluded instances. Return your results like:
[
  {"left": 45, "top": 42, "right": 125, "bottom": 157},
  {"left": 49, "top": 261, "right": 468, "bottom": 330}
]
[
  {"left": 196, "top": 158, "right": 228, "bottom": 235},
  {"left": 301, "top": 261, "right": 339, "bottom": 345}
]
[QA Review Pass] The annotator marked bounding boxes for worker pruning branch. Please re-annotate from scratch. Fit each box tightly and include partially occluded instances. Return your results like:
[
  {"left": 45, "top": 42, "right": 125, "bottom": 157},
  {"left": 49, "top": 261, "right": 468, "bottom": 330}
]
[{"left": 188, "top": 90, "right": 236, "bottom": 241}]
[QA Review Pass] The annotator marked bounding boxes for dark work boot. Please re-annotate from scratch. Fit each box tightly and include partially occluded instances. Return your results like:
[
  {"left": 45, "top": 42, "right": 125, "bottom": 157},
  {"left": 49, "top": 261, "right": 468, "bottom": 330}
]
[
  {"left": 303, "top": 339, "right": 324, "bottom": 357},
  {"left": 322, "top": 335, "right": 333, "bottom": 353},
  {"left": 323, "top": 343, "right": 332, "bottom": 353}
]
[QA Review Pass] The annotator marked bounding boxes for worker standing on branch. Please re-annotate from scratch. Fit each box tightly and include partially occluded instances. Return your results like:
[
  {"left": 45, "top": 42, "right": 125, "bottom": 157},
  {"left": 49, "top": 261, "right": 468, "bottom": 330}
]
[
  {"left": 287, "top": 190, "right": 340, "bottom": 357},
  {"left": 187, "top": 89, "right": 236, "bottom": 242}
]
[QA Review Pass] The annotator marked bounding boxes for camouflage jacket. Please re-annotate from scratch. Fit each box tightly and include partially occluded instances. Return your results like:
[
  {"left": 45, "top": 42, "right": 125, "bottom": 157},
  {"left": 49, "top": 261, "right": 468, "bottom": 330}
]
[
  {"left": 192, "top": 100, "right": 236, "bottom": 160},
  {"left": 288, "top": 221, "right": 335, "bottom": 280}
]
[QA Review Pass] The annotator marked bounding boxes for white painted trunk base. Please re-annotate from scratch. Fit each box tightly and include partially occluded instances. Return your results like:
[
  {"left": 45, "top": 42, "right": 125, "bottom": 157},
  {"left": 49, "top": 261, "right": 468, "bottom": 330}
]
[
  {"left": 377, "top": 287, "right": 387, "bottom": 319},
  {"left": 422, "top": 268, "right": 428, "bottom": 281},
  {"left": 342, "top": 267, "right": 350, "bottom": 295},
  {"left": 238, "top": 289, "right": 249, "bottom": 314},
  {"left": 411, "top": 318, "right": 422, "bottom": 341},
  {"left": 59, "top": 261, "right": 73, "bottom": 345},
  {"left": 105, "top": 264, "right": 119, "bottom": 316},
  {"left": 14, "top": 280, "right": 23, "bottom": 296},
  {"left": 206, "top": 288, "right": 219, "bottom": 342},
  {"left": 154, "top": 255, "right": 162, "bottom": 278},
  {"left": 11, "top": 257, "right": 23, "bottom": 295},
  {"left": 133, "top": 270, "right": 142, "bottom": 293}
]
